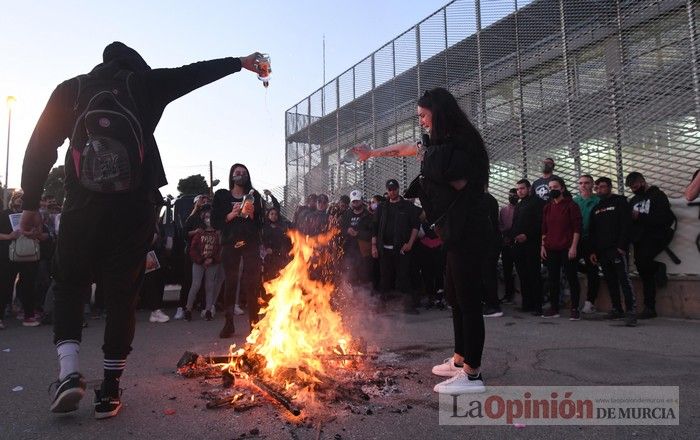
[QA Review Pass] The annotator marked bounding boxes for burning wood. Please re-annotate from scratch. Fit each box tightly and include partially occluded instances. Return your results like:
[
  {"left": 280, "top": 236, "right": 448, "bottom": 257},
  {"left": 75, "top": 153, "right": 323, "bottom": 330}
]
[{"left": 250, "top": 376, "right": 302, "bottom": 416}]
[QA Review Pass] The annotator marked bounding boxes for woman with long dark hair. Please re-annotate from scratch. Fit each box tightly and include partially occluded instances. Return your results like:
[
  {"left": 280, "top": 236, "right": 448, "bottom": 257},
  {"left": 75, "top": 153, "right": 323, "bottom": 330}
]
[{"left": 355, "top": 87, "right": 491, "bottom": 394}]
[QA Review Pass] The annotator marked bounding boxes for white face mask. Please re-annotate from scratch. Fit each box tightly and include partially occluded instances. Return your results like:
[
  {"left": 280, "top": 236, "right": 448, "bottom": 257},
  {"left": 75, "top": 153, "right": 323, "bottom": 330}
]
[
  {"left": 204, "top": 217, "right": 211, "bottom": 228},
  {"left": 370, "top": 202, "right": 378, "bottom": 211}
]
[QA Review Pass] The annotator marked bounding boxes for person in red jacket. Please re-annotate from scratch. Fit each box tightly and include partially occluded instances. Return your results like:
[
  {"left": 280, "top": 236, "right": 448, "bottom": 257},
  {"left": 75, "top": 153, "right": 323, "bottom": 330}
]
[
  {"left": 185, "top": 209, "right": 222, "bottom": 321},
  {"left": 540, "top": 177, "right": 583, "bottom": 320}
]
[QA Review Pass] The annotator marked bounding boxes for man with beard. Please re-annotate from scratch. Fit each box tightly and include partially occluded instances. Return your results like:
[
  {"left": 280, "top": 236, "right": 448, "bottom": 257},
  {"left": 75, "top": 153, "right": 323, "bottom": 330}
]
[{"left": 340, "top": 190, "right": 373, "bottom": 286}]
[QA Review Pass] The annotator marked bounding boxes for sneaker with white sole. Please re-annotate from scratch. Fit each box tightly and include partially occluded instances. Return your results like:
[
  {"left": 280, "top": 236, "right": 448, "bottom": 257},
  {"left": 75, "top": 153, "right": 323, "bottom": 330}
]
[
  {"left": 433, "top": 370, "right": 486, "bottom": 394},
  {"left": 94, "top": 388, "right": 122, "bottom": 419},
  {"left": 49, "top": 372, "right": 86, "bottom": 413},
  {"left": 149, "top": 309, "right": 170, "bottom": 323},
  {"left": 581, "top": 301, "right": 596, "bottom": 314},
  {"left": 233, "top": 305, "right": 245, "bottom": 316},
  {"left": 173, "top": 307, "right": 184, "bottom": 320},
  {"left": 432, "top": 357, "right": 464, "bottom": 377}
]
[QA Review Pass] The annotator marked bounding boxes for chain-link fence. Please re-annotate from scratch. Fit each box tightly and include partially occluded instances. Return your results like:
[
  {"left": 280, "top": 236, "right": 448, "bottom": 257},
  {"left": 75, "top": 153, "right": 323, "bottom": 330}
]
[{"left": 284, "top": 0, "right": 700, "bottom": 216}]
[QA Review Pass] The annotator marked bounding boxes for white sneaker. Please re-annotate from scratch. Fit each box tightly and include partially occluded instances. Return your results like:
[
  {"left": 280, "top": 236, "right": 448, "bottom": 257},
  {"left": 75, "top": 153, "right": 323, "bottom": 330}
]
[
  {"left": 433, "top": 370, "right": 486, "bottom": 394},
  {"left": 581, "top": 301, "right": 596, "bottom": 314},
  {"left": 200, "top": 309, "right": 207, "bottom": 319},
  {"left": 173, "top": 307, "right": 185, "bottom": 320},
  {"left": 209, "top": 307, "right": 216, "bottom": 319},
  {"left": 149, "top": 309, "right": 170, "bottom": 323},
  {"left": 233, "top": 305, "right": 245, "bottom": 316},
  {"left": 432, "top": 357, "right": 464, "bottom": 377}
]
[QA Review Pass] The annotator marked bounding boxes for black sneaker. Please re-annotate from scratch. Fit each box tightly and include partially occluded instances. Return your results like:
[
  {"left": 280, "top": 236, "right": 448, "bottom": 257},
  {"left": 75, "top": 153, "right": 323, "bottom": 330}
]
[
  {"left": 638, "top": 308, "right": 657, "bottom": 319},
  {"left": 49, "top": 372, "right": 86, "bottom": 413},
  {"left": 219, "top": 317, "right": 235, "bottom": 338},
  {"left": 94, "top": 388, "right": 122, "bottom": 420},
  {"left": 625, "top": 312, "right": 638, "bottom": 327},
  {"left": 205, "top": 310, "right": 213, "bottom": 321},
  {"left": 184, "top": 310, "right": 192, "bottom": 321},
  {"left": 483, "top": 307, "right": 504, "bottom": 318}
]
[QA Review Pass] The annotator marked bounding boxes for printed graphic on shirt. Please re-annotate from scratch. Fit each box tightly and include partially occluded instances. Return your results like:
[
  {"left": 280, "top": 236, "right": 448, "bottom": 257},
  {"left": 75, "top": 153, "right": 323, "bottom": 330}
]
[
  {"left": 534, "top": 183, "right": 550, "bottom": 201},
  {"left": 594, "top": 206, "right": 616, "bottom": 215},
  {"left": 350, "top": 215, "right": 361, "bottom": 229},
  {"left": 632, "top": 199, "right": 650, "bottom": 215},
  {"left": 200, "top": 233, "right": 218, "bottom": 259}
]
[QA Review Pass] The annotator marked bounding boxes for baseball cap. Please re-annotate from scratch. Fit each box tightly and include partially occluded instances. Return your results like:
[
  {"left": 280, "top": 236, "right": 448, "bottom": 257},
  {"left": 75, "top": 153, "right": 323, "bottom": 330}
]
[
  {"left": 350, "top": 190, "right": 362, "bottom": 202},
  {"left": 386, "top": 179, "right": 399, "bottom": 189}
]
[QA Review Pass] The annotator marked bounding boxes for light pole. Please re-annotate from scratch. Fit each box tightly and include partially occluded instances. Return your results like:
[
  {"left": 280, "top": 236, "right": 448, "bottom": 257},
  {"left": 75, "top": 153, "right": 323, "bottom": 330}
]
[{"left": 6, "top": 96, "right": 16, "bottom": 191}]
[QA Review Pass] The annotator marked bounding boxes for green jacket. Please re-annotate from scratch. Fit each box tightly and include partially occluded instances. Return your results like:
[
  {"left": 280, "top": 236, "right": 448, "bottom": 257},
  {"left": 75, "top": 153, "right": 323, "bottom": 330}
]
[{"left": 573, "top": 194, "right": 600, "bottom": 237}]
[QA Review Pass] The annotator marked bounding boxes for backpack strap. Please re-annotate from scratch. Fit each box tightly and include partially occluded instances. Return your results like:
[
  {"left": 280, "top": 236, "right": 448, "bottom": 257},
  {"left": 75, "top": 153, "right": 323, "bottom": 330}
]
[{"left": 72, "top": 75, "right": 89, "bottom": 112}]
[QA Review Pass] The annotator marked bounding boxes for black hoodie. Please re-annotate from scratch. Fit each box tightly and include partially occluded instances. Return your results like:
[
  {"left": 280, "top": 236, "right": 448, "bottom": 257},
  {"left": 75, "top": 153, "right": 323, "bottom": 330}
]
[
  {"left": 212, "top": 163, "right": 264, "bottom": 246},
  {"left": 21, "top": 42, "right": 242, "bottom": 211},
  {"left": 588, "top": 194, "right": 631, "bottom": 260},
  {"left": 628, "top": 185, "right": 674, "bottom": 244}
]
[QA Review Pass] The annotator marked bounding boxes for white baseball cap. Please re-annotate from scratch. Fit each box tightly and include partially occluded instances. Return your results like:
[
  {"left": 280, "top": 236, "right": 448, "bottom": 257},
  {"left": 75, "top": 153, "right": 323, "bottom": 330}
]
[{"left": 350, "top": 190, "right": 362, "bottom": 202}]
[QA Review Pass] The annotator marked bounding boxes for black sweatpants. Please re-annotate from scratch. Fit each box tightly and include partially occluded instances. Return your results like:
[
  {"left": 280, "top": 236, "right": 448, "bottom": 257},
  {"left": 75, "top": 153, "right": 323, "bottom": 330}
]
[
  {"left": 513, "top": 243, "right": 543, "bottom": 312},
  {"left": 445, "top": 250, "right": 485, "bottom": 369},
  {"left": 379, "top": 247, "right": 415, "bottom": 305},
  {"left": 500, "top": 245, "right": 515, "bottom": 301},
  {"left": 633, "top": 239, "right": 666, "bottom": 311},
  {"left": 0, "top": 259, "right": 39, "bottom": 318},
  {"left": 52, "top": 196, "right": 155, "bottom": 360},
  {"left": 577, "top": 237, "right": 599, "bottom": 304},
  {"left": 543, "top": 249, "right": 581, "bottom": 313}
]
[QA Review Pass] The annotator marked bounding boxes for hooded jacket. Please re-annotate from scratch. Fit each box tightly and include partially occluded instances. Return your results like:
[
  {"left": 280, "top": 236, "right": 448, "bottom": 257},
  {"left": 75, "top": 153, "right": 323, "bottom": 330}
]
[
  {"left": 211, "top": 163, "right": 264, "bottom": 247},
  {"left": 21, "top": 42, "right": 242, "bottom": 211},
  {"left": 628, "top": 185, "right": 674, "bottom": 244}
]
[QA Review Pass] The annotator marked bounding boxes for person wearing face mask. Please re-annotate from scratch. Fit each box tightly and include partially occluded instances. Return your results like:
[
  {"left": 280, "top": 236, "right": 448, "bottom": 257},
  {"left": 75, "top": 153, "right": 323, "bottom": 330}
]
[
  {"left": 498, "top": 188, "right": 519, "bottom": 304},
  {"left": 540, "top": 177, "right": 582, "bottom": 319},
  {"left": 184, "top": 207, "right": 221, "bottom": 322},
  {"left": 340, "top": 190, "right": 373, "bottom": 286},
  {"left": 531, "top": 158, "right": 561, "bottom": 202},
  {"left": 625, "top": 172, "right": 674, "bottom": 319},
  {"left": 212, "top": 163, "right": 264, "bottom": 338},
  {"left": 262, "top": 205, "right": 292, "bottom": 283},
  {"left": 0, "top": 190, "right": 41, "bottom": 328},
  {"left": 589, "top": 177, "right": 636, "bottom": 327},
  {"left": 355, "top": 87, "right": 490, "bottom": 395}
]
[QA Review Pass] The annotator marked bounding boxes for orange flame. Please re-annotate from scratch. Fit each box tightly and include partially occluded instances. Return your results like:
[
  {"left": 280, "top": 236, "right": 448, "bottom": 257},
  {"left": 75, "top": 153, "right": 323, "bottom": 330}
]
[{"left": 239, "top": 229, "right": 353, "bottom": 377}]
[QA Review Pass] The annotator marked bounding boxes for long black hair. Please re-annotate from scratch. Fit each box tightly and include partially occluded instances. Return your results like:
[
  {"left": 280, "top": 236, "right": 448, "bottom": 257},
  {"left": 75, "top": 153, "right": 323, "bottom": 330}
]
[
  {"left": 417, "top": 87, "right": 489, "bottom": 190},
  {"left": 549, "top": 176, "right": 572, "bottom": 199}
]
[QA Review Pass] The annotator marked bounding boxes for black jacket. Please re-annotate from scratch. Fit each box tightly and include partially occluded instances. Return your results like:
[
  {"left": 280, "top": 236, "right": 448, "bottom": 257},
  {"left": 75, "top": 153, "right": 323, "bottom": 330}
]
[
  {"left": 21, "top": 42, "right": 242, "bottom": 211},
  {"left": 588, "top": 194, "right": 631, "bottom": 260},
  {"left": 372, "top": 198, "right": 419, "bottom": 251},
  {"left": 511, "top": 195, "right": 545, "bottom": 248},
  {"left": 628, "top": 186, "right": 674, "bottom": 244}
]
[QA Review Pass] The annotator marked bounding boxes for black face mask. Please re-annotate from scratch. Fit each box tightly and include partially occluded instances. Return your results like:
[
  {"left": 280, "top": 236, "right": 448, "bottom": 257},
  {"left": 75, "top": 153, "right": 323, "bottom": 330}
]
[
  {"left": 549, "top": 189, "right": 562, "bottom": 199},
  {"left": 232, "top": 175, "right": 249, "bottom": 186},
  {"left": 632, "top": 187, "right": 645, "bottom": 196},
  {"left": 508, "top": 196, "right": 519, "bottom": 205},
  {"left": 542, "top": 164, "right": 554, "bottom": 174}
]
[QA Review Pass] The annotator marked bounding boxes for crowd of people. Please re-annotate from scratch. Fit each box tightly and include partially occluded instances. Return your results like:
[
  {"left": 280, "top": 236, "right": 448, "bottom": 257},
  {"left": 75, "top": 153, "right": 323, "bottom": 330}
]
[{"left": 5, "top": 38, "right": 690, "bottom": 419}]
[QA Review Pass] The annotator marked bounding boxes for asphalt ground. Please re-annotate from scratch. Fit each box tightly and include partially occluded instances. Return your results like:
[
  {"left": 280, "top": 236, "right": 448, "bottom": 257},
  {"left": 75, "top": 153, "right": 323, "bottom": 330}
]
[{"left": 1, "top": 296, "right": 698, "bottom": 440}]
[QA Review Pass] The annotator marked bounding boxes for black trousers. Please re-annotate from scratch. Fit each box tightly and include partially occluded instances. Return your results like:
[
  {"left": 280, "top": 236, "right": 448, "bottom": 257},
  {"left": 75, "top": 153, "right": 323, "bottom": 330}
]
[
  {"left": 500, "top": 245, "right": 515, "bottom": 300},
  {"left": 222, "top": 244, "right": 262, "bottom": 327},
  {"left": 379, "top": 247, "right": 414, "bottom": 304},
  {"left": 53, "top": 196, "right": 155, "bottom": 360},
  {"left": 482, "top": 245, "right": 500, "bottom": 308},
  {"left": 633, "top": 239, "right": 666, "bottom": 311},
  {"left": 543, "top": 249, "right": 581, "bottom": 313},
  {"left": 416, "top": 243, "right": 445, "bottom": 301},
  {"left": 445, "top": 250, "right": 485, "bottom": 369},
  {"left": 513, "top": 243, "right": 543, "bottom": 312},
  {"left": 600, "top": 252, "right": 636, "bottom": 313},
  {"left": 577, "top": 237, "right": 599, "bottom": 304},
  {"left": 0, "top": 259, "right": 39, "bottom": 317}
]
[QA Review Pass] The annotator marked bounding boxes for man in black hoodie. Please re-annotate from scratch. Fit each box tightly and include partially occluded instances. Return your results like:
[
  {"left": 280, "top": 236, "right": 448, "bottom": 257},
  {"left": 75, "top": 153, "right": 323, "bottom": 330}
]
[
  {"left": 511, "top": 179, "right": 545, "bottom": 315},
  {"left": 212, "top": 163, "right": 265, "bottom": 337},
  {"left": 589, "top": 177, "right": 636, "bottom": 327},
  {"left": 626, "top": 172, "right": 674, "bottom": 319},
  {"left": 18, "top": 42, "right": 263, "bottom": 419}
]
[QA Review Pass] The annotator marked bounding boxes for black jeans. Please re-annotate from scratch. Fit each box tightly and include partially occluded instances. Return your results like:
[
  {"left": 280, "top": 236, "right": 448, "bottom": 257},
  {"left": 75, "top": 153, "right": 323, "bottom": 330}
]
[
  {"left": 513, "top": 243, "right": 543, "bottom": 312},
  {"left": 500, "top": 245, "right": 515, "bottom": 301},
  {"left": 600, "top": 251, "right": 636, "bottom": 313},
  {"left": 482, "top": 245, "right": 500, "bottom": 309},
  {"left": 543, "top": 249, "right": 581, "bottom": 313},
  {"left": 379, "top": 247, "right": 415, "bottom": 304},
  {"left": 633, "top": 239, "right": 665, "bottom": 311},
  {"left": 416, "top": 243, "right": 445, "bottom": 302},
  {"left": 222, "top": 244, "right": 262, "bottom": 327},
  {"left": 53, "top": 196, "right": 155, "bottom": 360},
  {"left": 577, "top": 237, "right": 599, "bottom": 304},
  {"left": 0, "top": 259, "right": 39, "bottom": 317},
  {"left": 445, "top": 250, "right": 485, "bottom": 369}
]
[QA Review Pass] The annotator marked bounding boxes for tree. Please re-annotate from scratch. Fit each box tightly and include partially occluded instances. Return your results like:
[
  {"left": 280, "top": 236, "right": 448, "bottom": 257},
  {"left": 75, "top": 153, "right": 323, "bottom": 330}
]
[
  {"left": 44, "top": 165, "right": 66, "bottom": 205},
  {"left": 177, "top": 174, "right": 209, "bottom": 196}
]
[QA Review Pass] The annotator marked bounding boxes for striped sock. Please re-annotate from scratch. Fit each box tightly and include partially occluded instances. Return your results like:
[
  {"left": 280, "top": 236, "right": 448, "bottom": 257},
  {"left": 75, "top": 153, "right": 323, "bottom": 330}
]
[
  {"left": 57, "top": 340, "right": 80, "bottom": 381},
  {"left": 103, "top": 359, "right": 126, "bottom": 395}
]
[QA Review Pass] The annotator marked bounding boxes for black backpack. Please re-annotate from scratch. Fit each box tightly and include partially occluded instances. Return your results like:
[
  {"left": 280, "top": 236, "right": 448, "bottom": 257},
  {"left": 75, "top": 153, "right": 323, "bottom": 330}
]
[{"left": 69, "top": 71, "right": 145, "bottom": 193}]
